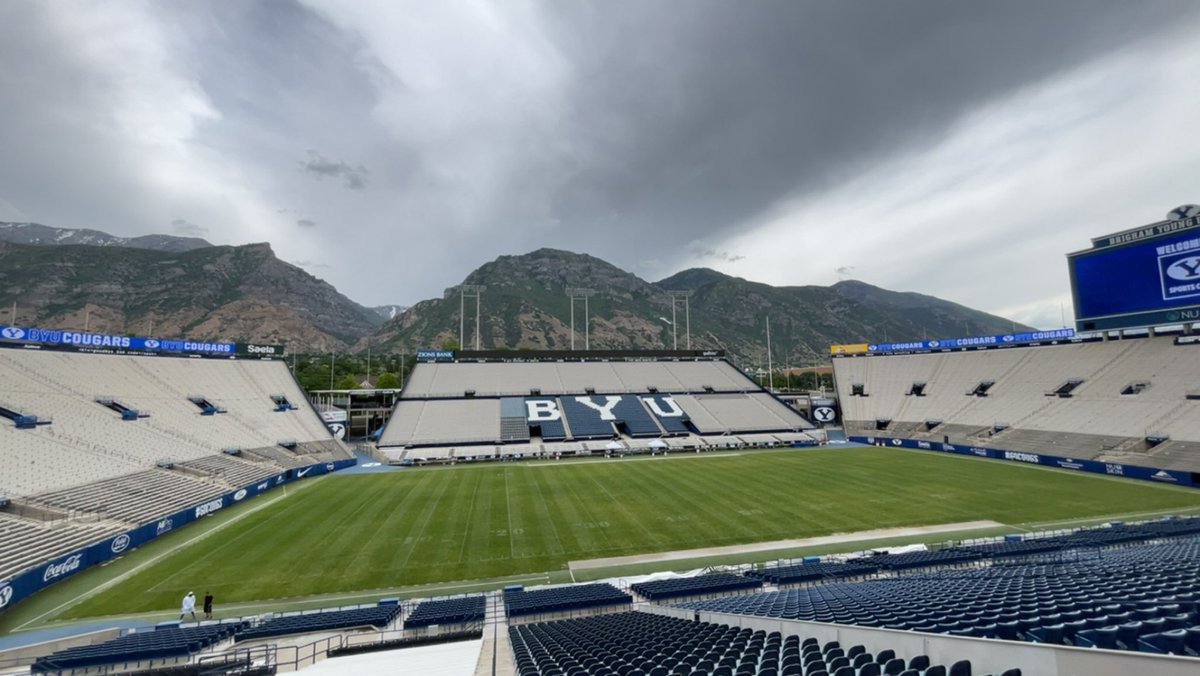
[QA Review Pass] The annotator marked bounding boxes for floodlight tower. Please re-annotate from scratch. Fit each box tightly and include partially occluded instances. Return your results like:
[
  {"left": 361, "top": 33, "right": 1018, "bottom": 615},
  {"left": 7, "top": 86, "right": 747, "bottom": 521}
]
[
  {"left": 566, "top": 288, "right": 597, "bottom": 350},
  {"left": 458, "top": 284, "right": 485, "bottom": 350},
  {"left": 666, "top": 290, "right": 693, "bottom": 349}
]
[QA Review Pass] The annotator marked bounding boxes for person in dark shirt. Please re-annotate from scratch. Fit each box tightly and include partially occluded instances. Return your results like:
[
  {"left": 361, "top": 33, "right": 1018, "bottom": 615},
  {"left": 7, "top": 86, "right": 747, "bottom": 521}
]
[{"left": 203, "top": 591, "right": 214, "bottom": 620}]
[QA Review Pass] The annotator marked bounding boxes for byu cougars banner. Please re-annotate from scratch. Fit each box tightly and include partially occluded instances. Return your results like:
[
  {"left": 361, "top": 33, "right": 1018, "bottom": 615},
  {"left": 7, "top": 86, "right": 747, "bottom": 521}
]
[
  {"left": 867, "top": 329, "right": 1075, "bottom": 354},
  {"left": 0, "top": 324, "right": 236, "bottom": 354}
]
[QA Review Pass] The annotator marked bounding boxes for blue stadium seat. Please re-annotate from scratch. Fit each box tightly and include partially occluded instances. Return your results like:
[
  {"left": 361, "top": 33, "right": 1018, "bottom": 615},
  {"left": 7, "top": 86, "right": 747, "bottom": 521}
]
[{"left": 404, "top": 595, "right": 486, "bottom": 629}]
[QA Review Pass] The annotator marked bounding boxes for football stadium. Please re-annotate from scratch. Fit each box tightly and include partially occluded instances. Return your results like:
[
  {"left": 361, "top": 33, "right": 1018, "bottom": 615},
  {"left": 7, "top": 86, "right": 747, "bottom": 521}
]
[{"left": 3, "top": 211, "right": 1200, "bottom": 676}]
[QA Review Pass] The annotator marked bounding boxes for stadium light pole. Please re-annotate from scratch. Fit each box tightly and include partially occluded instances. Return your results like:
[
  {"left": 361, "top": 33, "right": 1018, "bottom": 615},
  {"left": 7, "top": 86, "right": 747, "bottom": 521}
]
[
  {"left": 666, "top": 291, "right": 693, "bottom": 350},
  {"left": 566, "top": 288, "right": 596, "bottom": 351},
  {"left": 458, "top": 285, "right": 485, "bottom": 351},
  {"left": 330, "top": 352, "right": 336, "bottom": 390},
  {"left": 766, "top": 316, "right": 774, "bottom": 393}
]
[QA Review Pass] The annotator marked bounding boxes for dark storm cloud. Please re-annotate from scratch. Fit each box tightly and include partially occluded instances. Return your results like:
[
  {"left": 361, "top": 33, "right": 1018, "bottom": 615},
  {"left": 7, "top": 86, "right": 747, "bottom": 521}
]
[
  {"left": 530, "top": 1, "right": 1200, "bottom": 258},
  {"left": 299, "top": 151, "right": 369, "bottom": 189}
]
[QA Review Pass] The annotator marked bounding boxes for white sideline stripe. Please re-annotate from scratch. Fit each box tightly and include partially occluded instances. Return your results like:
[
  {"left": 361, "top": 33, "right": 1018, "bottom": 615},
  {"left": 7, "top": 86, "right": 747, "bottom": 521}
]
[
  {"left": 18, "top": 482, "right": 313, "bottom": 631},
  {"left": 568, "top": 520, "right": 1005, "bottom": 571},
  {"left": 1023, "top": 505, "right": 1200, "bottom": 530}
]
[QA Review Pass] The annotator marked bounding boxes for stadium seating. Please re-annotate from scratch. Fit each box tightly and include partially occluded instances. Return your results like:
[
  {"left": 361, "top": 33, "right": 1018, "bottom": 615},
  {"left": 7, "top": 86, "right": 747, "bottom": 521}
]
[
  {"left": 632, "top": 573, "right": 763, "bottom": 601},
  {"left": 559, "top": 396, "right": 620, "bottom": 439},
  {"left": 379, "top": 359, "right": 813, "bottom": 455},
  {"left": 0, "top": 349, "right": 346, "bottom": 498},
  {"left": 508, "top": 611, "right": 1008, "bottom": 676},
  {"left": 746, "top": 560, "right": 880, "bottom": 586},
  {"left": 401, "top": 360, "right": 756, "bottom": 399},
  {"left": 680, "top": 535, "right": 1200, "bottom": 654},
  {"left": 32, "top": 623, "right": 247, "bottom": 672},
  {"left": 834, "top": 336, "right": 1200, "bottom": 470},
  {"left": 404, "top": 595, "right": 488, "bottom": 629},
  {"left": 0, "top": 513, "right": 123, "bottom": 581},
  {"left": 236, "top": 604, "right": 401, "bottom": 641},
  {"left": 505, "top": 583, "right": 633, "bottom": 618},
  {"left": 26, "top": 469, "right": 226, "bottom": 525}
]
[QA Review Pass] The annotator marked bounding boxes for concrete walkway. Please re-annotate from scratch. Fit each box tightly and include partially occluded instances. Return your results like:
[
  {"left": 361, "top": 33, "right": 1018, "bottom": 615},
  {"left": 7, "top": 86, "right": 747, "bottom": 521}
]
[{"left": 568, "top": 520, "right": 1005, "bottom": 572}]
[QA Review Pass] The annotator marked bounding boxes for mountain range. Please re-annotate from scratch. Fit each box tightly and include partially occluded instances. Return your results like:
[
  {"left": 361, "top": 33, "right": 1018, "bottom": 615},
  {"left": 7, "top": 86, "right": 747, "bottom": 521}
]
[{"left": 0, "top": 223, "right": 1030, "bottom": 365}]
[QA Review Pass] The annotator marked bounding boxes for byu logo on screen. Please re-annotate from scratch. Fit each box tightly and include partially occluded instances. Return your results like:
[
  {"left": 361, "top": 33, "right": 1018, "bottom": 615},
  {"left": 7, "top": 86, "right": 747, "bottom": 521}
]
[
  {"left": 0, "top": 586, "right": 12, "bottom": 609},
  {"left": 1160, "top": 251, "right": 1200, "bottom": 301},
  {"left": 1, "top": 327, "right": 25, "bottom": 340},
  {"left": 110, "top": 534, "right": 131, "bottom": 554},
  {"left": 812, "top": 407, "right": 836, "bottom": 423},
  {"left": 1165, "top": 257, "right": 1200, "bottom": 281}
]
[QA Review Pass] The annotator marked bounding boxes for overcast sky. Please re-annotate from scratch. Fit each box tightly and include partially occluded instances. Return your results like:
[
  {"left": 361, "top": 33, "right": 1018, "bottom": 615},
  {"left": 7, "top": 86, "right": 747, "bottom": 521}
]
[{"left": 1, "top": 1, "right": 1198, "bottom": 327}]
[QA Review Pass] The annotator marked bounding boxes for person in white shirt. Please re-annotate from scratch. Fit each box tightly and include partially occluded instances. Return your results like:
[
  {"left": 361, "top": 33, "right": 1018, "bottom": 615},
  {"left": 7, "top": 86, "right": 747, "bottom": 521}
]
[{"left": 180, "top": 591, "right": 197, "bottom": 621}]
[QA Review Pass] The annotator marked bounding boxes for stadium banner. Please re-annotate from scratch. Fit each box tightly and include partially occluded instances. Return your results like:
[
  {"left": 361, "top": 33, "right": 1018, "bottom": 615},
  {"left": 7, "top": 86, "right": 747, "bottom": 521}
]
[
  {"left": 0, "top": 324, "right": 236, "bottom": 355},
  {"left": 1070, "top": 220, "right": 1200, "bottom": 332},
  {"left": 235, "top": 342, "right": 286, "bottom": 357},
  {"left": 829, "top": 343, "right": 869, "bottom": 355},
  {"left": 1090, "top": 214, "right": 1200, "bottom": 250},
  {"left": 865, "top": 329, "right": 1075, "bottom": 355},
  {"left": 0, "top": 459, "right": 355, "bottom": 613},
  {"left": 416, "top": 349, "right": 455, "bottom": 362},
  {"left": 851, "top": 436, "right": 1195, "bottom": 487}
]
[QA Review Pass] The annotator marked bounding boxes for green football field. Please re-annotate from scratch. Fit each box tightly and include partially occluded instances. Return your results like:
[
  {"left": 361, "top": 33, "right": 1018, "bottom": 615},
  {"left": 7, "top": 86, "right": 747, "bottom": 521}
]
[{"left": 56, "top": 447, "right": 1200, "bottom": 619}]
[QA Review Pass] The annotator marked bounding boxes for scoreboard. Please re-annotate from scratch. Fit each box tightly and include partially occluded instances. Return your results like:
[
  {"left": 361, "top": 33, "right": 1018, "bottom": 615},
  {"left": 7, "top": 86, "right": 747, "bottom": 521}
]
[{"left": 1069, "top": 214, "right": 1200, "bottom": 332}]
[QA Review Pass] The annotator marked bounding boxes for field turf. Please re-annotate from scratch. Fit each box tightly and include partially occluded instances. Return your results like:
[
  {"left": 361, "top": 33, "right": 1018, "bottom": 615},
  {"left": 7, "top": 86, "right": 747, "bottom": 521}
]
[{"left": 64, "top": 447, "right": 1200, "bottom": 618}]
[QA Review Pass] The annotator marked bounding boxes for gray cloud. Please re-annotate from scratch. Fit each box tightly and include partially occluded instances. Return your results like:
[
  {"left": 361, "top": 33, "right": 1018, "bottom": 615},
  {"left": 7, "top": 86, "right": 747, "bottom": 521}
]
[
  {"left": 297, "top": 218, "right": 317, "bottom": 228},
  {"left": 171, "top": 219, "right": 208, "bottom": 237},
  {"left": 688, "top": 242, "right": 744, "bottom": 263},
  {"left": 292, "top": 259, "right": 330, "bottom": 270},
  {"left": 1, "top": 0, "right": 1198, "bottom": 321},
  {"left": 299, "top": 150, "right": 369, "bottom": 190}
]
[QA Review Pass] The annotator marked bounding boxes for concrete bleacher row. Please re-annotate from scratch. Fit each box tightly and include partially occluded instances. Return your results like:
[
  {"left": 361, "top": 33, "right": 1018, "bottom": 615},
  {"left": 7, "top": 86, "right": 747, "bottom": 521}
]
[
  {"left": 834, "top": 337, "right": 1200, "bottom": 471},
  {"left": 402, "top": 360, "right": 756, "bottom": 398},
  {"left": 379, "top": 432, "right": 820, "bottom": 464},
  {"left": 0, "top": 349, "right": 344, "bottom": 497},
  {"left": 0, "top": 513, "right": 124, "bottom": 582}
]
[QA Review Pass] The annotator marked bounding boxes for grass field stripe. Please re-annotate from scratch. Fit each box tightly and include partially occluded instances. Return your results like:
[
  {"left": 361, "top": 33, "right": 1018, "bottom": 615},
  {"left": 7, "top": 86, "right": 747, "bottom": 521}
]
[
  {"left": 15, "top": 481, "right": 308, "bottom": 631},
  {"left": 42, "top": 447, "right": 1200, "bottom": 622}
]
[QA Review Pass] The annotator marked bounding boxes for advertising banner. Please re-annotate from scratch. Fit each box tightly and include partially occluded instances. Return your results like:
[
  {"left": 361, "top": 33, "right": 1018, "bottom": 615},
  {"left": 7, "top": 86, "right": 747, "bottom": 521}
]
[
  {"left": 0, "top": 325, "right": 236, "bottom": 355},
  {"left": 852, "top": 436, "right": 1195, "bottom": 487},
  {"left": 829, "top": 343, "right": 869, "bottom": 355},
  {"left": 865, "top": 329, "right": 1075, "bottom": 355}
]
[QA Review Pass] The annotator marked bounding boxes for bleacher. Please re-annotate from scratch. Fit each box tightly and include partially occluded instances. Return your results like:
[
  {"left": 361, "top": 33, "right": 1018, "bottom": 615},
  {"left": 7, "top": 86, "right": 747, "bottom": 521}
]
[
  {"left": 0, "top": 513, "right": 123, "bottom": 581},
  {"left": 378, "top": 358, "right": 814, "bottom": 460},
  {"left": 680, "top": 535, "right": 1200, "bottom": 655},
  {"left": 24, "top": 469, "right": 226, "bottom": 524},
  {"left": 401, "top": 360, "right": 755, "bottom": 399},
  {"left": 631, "top": 573, "right": 763, "bottom": 601},
  {"left": 0, "top": 346, "right": 349, "bottom": 592},
  {"left": 32, "top": 623, "right": 247, "bottom": 673},
  {"left": 176, "top": 454, "right": 279, "bottom": 487},
  {"left": 404, "top": 595, "right": 487, "bottom": 629},
  {"left": 834, "top": 336, "right": 1200, "bottom": 471},
  {"left": 236, "top": 604, "right": 401, "bottom": 641},
  {"left": 0, "top": 349, "right": 346, "bottom": 499},
  {"left": 509, "top": 612, "right": 1006, "bottom": 676},
  {"left": 505, "top": 583, "right": 633, "bottom": 619},
  {"left": 747, "top": 560, "right": 881, "bottom": 586}
]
